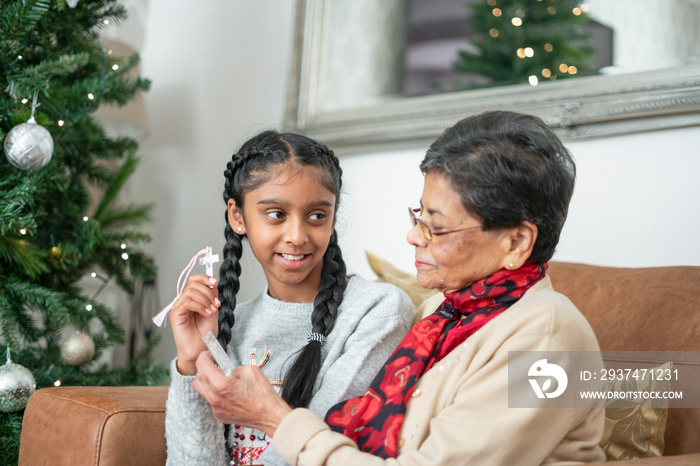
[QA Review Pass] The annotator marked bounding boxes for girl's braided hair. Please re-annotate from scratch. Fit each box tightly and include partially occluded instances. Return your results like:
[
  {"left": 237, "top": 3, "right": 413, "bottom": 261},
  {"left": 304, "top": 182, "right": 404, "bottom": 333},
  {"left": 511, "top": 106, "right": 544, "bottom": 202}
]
[{"left": 218, "top": 130, "right": 347, "bottom": 409}]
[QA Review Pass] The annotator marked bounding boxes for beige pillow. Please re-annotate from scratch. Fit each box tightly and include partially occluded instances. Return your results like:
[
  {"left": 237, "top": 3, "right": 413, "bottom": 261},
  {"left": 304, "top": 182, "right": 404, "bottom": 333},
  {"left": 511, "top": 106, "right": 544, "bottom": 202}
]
[
  {"left": 365, "top": 250, "right": 439, "bottom": 308},
  {"left": 600, "top": 362, "right": 672, "bottom": 461}
]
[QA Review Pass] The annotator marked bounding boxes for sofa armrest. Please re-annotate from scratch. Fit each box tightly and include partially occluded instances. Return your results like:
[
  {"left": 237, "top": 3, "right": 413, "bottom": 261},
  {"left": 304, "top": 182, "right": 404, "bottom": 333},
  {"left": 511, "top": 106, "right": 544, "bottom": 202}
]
[{"left": 19, "top": 386, "right": 168, "bottom": 466}]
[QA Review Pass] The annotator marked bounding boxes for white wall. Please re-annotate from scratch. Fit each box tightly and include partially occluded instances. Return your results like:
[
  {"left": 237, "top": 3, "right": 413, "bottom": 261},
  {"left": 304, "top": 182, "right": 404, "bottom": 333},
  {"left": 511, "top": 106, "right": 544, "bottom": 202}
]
[
  {"left": 133, "top": 0, "right": 700, "bottom": 366},
  {"left": 134, "top": 0, "right": 295, "bottom": 365}
]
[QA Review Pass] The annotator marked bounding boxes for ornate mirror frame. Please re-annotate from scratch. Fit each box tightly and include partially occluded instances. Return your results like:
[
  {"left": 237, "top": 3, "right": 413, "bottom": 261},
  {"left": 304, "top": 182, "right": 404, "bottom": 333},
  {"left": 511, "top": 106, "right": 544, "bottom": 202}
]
[{"left": 285, "top": 0, "right": 700, "bottom": 152}]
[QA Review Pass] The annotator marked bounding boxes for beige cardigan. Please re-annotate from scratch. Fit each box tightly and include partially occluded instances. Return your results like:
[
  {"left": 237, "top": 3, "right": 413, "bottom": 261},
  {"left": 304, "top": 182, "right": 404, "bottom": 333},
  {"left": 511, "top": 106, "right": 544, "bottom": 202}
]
[{"left": 273, "top": 276, "right": 606, "bottom": 465}]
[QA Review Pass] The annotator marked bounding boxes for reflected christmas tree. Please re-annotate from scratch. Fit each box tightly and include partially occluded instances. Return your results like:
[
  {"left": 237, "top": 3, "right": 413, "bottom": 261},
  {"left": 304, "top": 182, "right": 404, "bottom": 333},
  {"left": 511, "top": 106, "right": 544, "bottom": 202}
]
[{"left": 454, "top": 0, "right": 594, "bottom": 87}]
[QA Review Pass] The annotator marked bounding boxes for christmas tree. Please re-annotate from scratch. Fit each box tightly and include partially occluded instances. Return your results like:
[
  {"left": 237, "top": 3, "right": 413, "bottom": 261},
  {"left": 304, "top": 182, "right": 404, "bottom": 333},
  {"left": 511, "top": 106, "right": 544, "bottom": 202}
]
[
  {"left": 0, "top": 1, "right": 167, "bottom": 463},
  {"left": 454, "top": 0, "right": 594, "bottom": 87}
]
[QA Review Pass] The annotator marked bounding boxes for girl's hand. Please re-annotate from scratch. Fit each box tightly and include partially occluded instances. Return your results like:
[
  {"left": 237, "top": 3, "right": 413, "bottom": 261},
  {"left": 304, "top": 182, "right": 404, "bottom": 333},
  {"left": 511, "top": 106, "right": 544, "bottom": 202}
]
[
  {"left": 170, "top": 274, "right": 220, "bottom": 376},
  {"left": 193, "top": 351, "right": 293, "bottom": 437}
]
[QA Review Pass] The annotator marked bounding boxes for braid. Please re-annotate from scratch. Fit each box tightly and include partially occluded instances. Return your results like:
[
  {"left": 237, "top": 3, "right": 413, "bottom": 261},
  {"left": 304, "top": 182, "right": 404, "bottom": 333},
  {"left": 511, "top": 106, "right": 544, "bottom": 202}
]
[
  {"left": 280, "top": 231, "right": 347, "bottom": 408},
  {"left": 216, "top": 221, "right": 242, "bottom": 348},
  {"left": 314, "top": 142, "right": 343, "bottom": 193},
  {"left": 310, "top": 230, "right": 346, "bottom": 335},
  {"left": 324, "top": 144, "right": 343, "bottom": 190},
  {"left": 217, "top": 220, "right": 242, "bottom": 450},
  {"left": 219, "top": 150, "right": 260, "bottom": 450},
  {"left": 216, "top": 155, "right": 249, "bottom": 348}
]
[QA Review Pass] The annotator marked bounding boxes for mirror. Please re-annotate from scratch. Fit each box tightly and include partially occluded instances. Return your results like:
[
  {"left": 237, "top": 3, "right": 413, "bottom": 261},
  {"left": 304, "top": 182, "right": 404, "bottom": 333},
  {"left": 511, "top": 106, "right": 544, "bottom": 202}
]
[{"left": 285, "top": 0, "right": 700, "bottom": 152}]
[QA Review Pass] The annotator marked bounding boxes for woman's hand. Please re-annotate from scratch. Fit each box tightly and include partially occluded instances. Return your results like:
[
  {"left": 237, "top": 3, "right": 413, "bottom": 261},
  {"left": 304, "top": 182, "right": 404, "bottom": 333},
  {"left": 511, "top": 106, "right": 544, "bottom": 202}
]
[
  {"left": 193, "top": 351, "right": 293, "bottom": 437},
  {"left": 170, "top": 274, "right": 220, "bottom": 376}
]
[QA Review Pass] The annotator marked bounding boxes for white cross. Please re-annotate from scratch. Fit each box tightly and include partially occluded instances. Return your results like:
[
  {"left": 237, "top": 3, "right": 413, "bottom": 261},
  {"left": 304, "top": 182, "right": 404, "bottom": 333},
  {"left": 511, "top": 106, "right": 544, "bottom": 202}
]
[{"left": 199, "top": 248, "right": 220, "bottom": 277}]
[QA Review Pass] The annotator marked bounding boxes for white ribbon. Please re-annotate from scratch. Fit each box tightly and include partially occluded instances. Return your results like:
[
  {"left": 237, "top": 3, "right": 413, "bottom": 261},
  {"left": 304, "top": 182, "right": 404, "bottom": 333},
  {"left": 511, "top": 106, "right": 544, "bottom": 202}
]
[{"left": 152, "top": 246, "right": 218, "bottom": 327}]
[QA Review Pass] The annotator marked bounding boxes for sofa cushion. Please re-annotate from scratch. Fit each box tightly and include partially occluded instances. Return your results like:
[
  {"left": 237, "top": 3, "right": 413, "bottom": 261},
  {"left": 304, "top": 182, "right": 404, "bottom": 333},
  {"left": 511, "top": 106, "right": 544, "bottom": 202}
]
[
  {"left": 601, "top": 362, "right": 671, "bottom": 461},
  {"left": 18, "top": 386, "right": 168, "bottom": 466}
]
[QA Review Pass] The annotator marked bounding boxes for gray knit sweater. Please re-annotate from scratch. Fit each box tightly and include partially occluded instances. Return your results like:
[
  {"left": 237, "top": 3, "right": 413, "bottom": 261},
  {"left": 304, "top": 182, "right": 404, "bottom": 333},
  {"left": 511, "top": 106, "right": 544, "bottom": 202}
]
[{"left": 165, "top": 276, "right": 413, "bottom": 465}]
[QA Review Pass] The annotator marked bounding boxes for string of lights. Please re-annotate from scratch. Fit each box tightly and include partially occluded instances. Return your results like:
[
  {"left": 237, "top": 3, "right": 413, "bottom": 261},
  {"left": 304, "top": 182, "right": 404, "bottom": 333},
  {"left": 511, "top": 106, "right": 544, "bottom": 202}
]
[{"left": 4, "top": 42, "right": 111, "bottom": 123}]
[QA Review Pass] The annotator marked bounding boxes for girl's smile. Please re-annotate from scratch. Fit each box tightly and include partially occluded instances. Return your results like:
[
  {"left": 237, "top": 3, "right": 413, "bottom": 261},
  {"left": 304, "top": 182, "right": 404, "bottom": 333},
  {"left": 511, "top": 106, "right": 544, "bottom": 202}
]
[{"left": 277, "top": 253, "right": 311, "bottom": 269}]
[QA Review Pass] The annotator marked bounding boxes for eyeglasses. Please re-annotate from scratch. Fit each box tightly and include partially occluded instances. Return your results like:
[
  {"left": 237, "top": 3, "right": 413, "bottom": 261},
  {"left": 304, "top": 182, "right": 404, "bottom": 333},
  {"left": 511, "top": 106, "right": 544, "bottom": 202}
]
[{"left": 408, "top": 207, "right": 482, "bottom": 242}]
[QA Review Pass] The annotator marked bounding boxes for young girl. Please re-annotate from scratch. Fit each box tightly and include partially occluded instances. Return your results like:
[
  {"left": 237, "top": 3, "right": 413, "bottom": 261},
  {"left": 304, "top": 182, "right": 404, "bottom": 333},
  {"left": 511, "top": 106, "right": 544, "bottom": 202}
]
[{"left": 164, "top": 130, "right": 413, "bottom": 465}]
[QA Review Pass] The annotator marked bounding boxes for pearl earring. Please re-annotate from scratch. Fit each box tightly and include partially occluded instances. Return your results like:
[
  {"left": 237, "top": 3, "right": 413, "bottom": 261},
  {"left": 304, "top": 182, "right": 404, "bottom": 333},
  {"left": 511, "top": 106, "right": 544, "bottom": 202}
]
[
  {"left": 237, "top": 227, "right": 243, "bottom": 233},
  {"left": 508, "top": 263, "right": 514, "bottom": 269}
]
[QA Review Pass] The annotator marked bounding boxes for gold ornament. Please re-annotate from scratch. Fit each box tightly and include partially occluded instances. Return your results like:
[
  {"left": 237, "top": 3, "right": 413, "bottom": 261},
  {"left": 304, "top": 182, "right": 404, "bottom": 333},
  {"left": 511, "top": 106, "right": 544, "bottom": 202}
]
[{"left": 60, "top": 331, "right": 95, "bottom": 366}]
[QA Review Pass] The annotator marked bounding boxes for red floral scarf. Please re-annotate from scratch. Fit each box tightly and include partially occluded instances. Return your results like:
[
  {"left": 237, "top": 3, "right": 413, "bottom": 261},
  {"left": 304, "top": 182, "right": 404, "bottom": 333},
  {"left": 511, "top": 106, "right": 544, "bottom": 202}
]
[{"left": 324, "top": 262, "right": 547, "bottom": 458}]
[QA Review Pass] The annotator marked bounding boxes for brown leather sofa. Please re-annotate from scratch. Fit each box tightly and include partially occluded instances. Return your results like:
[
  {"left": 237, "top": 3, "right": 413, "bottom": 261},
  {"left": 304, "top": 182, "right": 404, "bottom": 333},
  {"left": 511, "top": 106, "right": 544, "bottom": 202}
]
[
  {"left": 19, "top": 385, "right": 168, "bottom": 465},
  {"left": 17, "top": 262, "right": 700, "bottom": 465},
  {"left": 547, "top": 262, "right": 700, "bottom": 465}
]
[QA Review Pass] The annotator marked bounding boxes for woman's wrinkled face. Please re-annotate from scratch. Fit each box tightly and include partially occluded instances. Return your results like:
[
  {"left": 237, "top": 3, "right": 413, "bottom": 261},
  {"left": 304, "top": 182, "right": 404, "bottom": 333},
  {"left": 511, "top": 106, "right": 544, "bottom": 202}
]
[{"left": 407, "top": 171, "right": 513, "bottom": 293}]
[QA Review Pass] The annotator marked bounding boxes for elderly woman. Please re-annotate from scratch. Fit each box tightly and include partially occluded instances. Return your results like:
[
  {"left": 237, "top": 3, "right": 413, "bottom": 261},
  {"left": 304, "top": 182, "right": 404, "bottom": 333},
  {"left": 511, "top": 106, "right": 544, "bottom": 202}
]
[{"left": 192, "top": 111, "right": 606, "bottom": 465}]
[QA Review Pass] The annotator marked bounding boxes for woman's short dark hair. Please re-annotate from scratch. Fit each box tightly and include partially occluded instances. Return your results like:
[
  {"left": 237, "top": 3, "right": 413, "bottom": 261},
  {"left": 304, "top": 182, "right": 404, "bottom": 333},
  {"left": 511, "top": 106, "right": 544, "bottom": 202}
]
[{"left": 420, "top": 110, "right": 575, "bottom": 264}]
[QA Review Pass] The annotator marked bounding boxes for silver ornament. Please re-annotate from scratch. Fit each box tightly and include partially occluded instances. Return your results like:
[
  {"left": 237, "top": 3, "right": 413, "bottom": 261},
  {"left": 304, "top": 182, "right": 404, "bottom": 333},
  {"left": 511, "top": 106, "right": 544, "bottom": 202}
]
[
  {"left": 60, "top": 331, "right": 95, "bottom": 366},
  {"left": 3, "top": 119, "right": 54, "bottom": 171},
  {"left": 0, "top": 348, "right": 36, "bottom": 413}
]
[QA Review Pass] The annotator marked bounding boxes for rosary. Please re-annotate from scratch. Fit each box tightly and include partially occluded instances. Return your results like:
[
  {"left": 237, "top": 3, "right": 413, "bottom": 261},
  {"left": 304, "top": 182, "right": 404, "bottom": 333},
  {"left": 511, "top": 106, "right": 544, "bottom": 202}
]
[{"left": 152, "top": 246, "right": 219, "bottom": 327}]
